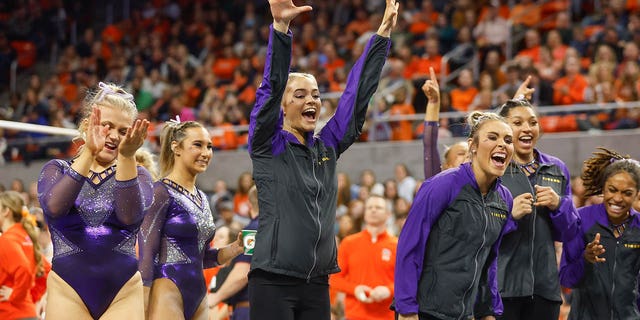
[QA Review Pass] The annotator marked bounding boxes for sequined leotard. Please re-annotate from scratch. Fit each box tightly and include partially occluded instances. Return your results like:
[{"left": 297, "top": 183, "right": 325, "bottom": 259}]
[
  {"left": 139, "top": 179, "right": 218, "bottom": 319},
  {"left": 37, "top": 159, "right": 154, "bottom": 319}
]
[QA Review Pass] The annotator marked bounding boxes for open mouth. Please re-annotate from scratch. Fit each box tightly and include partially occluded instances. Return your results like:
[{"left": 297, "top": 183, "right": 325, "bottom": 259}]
[
  {"left": 491, "top": 152, "right": 507, "bottom": 168},
  {"left": 302, "top": 108, "right": 317, "bottom": 122},
  {"left": 104, "top": 142, "right": 117, "bottom": 151},
  {"left": 608, "top": 203, "right": 626, "bottom": 214},
  {"left": 519, "top": 136, "right": 533, "bottom": 146}
]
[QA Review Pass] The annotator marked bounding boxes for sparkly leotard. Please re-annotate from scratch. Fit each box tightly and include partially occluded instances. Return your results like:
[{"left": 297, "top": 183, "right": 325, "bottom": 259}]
[
  {"left": 139, "top": 179, "right": 218, "bottom": 319},
  {"left": 37, "top": 159, "right": 154, "bottom": 319}
]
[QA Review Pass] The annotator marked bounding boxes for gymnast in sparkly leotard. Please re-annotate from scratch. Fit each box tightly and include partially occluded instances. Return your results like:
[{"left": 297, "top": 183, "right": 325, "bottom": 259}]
[
  {"left": 139, "top": 120, "right": 244, "bottom": 320},
  {"left": 37, "top": 82, "right": 153, "bottom": 320}
]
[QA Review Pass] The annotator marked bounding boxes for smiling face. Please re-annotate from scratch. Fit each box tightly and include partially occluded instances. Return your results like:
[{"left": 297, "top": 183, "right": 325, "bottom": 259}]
[
  {"left": 603, "top": 171, "right": 638, "bottom": 225},
  {"left": 504, "top": 106, "right": 540, "bottom": 163},
  {"left": 282, "top": 73, "right": 321, "bottom": 141},
  {"left": 469, "top": 119, "right": 514, "bottom": 185},
  {"left": 173, "top": 126, "right": 213, "bottom": 176},
  {"left": 95, "top": 105, "right": 135, "bottom": 166}
]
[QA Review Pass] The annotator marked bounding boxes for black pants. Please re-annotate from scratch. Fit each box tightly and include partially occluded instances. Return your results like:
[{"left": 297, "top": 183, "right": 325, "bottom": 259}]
[
  {"left": 248, "top": 269, "right": 330, "bottom": 320},
  {"left": 498, "top": 295, "right": 560, "bottom": 320}
]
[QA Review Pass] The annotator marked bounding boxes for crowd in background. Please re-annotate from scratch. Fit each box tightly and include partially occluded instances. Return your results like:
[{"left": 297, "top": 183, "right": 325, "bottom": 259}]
[
  {"left": 1, "top": 0, "right": 640, "bottom": 164},
  {"left": 2, "top": 1, "right": 640, "bottom": 319}
]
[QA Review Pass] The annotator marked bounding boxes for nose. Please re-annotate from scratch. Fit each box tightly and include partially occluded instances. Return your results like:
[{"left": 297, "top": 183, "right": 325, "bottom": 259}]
[{"left": 612, "top": 192, "right": 623, "bottom": 203}]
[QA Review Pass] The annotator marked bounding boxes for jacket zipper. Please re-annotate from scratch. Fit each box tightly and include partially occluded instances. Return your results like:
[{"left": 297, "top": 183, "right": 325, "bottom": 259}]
[
  {"left": 529, "top": 174, "right": 537, "bottom": 297},
  {"left": 307, "top": 154, "right": 322, "bottom": 282},
  {"left": 460, "top": 195, "right": 488, "bottom": 319},
  {"left": 610, "top": 238, "right": 619, "bottom": 320}
]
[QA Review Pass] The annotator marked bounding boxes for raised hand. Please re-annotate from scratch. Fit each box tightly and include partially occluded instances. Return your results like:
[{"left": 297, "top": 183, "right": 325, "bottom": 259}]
[
  {"left": 512, "top": 193, "right": 534, "bottom": 220},
  {"left": 118, "top": 119, "right": 149, "bottom": 158},
  {"left": 534, "top": 185, "right": 560, "bottom": 210},
  {"left": 376, "top": 0, "right": 399, "bottom": 37},
  {"left": 584, "top": 233, "right": 606, "bottom": 264},
  {"left": 269, "top": 0, "right": 313, "bottom": 33},
  {"left": 513, "top": 75, "right": 535, "bottom": 101},
  {"left": 422, "top": 67, "right": 440, "bottom": 105},
  {"left": 84, "top": 106, "right": 109, "bottom": 157}
]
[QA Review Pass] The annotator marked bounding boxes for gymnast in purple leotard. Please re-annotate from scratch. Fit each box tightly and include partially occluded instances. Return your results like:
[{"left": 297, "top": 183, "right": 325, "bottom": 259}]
[
  {"left": 139, "top": 120, "right": 243, "bottom": 320},
  {"left": 37, "top": 82, "right": 153, "bottom": 320}
]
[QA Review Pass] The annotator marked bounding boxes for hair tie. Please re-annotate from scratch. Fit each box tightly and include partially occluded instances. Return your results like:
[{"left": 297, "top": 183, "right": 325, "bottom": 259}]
[
  {"left": 21, "top": 206, "right": 36, "bottom": 227},
  {"left": 166, "top": 115, "right": 181, "bottom": 127},
  {"left": 96, "top": 82, "right": 134, "bottom": 103}
]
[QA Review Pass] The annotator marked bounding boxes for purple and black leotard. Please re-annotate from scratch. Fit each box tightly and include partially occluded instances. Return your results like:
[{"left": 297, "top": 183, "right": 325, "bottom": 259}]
[
  {"left": 37, "top": 159, "right": 154, "bottom": 319},
  {"left": 139, "top": 178, "right": 218, "bottom": 319}
]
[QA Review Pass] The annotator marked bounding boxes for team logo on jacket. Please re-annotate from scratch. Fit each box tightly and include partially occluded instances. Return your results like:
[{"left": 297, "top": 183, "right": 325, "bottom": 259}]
[
  {"left": 624, "top": 243, "right": 640, "bottom": 249},
  {"left": 381, "top": 248, "right": 392, "bottom": 261},
  {"left": 491, "top": 212, "right": 507, "bottom": 220},
  {"left": 541, "top": 176, "right": 562, "bottom": 184}
]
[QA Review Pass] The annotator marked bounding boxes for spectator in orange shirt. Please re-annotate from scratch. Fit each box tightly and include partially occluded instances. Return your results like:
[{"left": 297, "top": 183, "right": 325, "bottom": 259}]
[
  {"left": 553, "top": 56, "right": 589, "bottom": 105},
  {"left": 450, "top": 68, "right": 478, "bottom": 112},
  {"left": 389, "top": 87, "right": 416, "bottom": 141},
  {"left": 0, "top": 191, "right": 43, "bottom": 320},
  {"left": 330, "top": 195, "right": 397, "bottom": 320},
  {"left": 346, "top": 8, "right": 373, "bottom": 37},
  {"left": 516, "top": 29, "right": 542, "bottom": 63},
  {"left": 233, "top": 172, "right": 254, "bottom": 219},
  {"left": 408, "top": 38, "right": 448, "bottom": 80},
  {"left": 409, "top": 0, "right": 438, "bottom": 35},
  {"left": 510, "top": 0, "right": 541, "bottom": 28},
  {"left": 482, "top": 49, "right": 507, "bottom": 86},
  {"left": 546, "top": 30, "right": 568, "bottom": 63}
]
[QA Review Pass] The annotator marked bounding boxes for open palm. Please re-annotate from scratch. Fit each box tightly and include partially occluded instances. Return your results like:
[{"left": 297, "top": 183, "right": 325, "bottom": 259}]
[{"left": 85, "top": 107, "right": 108, "bottom": 156}]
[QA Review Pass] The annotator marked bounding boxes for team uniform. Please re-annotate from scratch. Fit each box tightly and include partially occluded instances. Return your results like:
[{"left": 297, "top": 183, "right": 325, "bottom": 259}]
[
  {"left": 139, "top": 178, "right": 218, "bottom": 319},
  {"left": 38, "top": 159, "right": 153, "bottom": 319}
]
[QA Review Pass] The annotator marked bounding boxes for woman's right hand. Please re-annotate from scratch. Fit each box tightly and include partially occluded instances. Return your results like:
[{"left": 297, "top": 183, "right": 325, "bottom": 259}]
[
  {"left": 84, "top": 106, "right": 108, "bottom": 157},
  {"left": 584, "top": 233, "right": 606, "bottom": 264},
  {"left": 269, "top": 0, "right": 312, "bottom": 33},
  {"left": 511, "top": 193, "right": 534, "bottom": 220}
]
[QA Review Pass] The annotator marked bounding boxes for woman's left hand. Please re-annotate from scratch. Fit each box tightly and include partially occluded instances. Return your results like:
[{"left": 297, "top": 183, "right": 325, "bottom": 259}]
[
  {"left": 534, "top": 185, "right": 560, "bottom": 210},
  {"left": 118, "top": 119, "right": 149, "bottom": 158}
]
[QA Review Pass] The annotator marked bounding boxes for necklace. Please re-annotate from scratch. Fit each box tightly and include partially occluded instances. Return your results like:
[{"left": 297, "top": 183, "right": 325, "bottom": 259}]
[
  {"left": 517, "top": 158, "right": 539, "bottom": 176},
  {"left": 611, "top": 216, "right": 630, "bottom": 238}
]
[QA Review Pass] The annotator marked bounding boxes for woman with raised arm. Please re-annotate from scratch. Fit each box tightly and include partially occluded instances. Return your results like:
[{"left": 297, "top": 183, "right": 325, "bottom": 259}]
[
  {"left": 37, "top": 82, "right": 153, "bottom": 320},
  {"left": 421, "top": 66, "right": 469, "bottom": 180},
  {"left": 139, "top": 120, "right": 243, "bottom": 320},
  {"left": 560, "top": 148, "right": 640, "bottom": 319},
  {"left": 494, "top": 77, "right": 579, "bottom": 320},
  {"left": 395, "top": 111, "right": 532, "bottom": 320},
  {"left": 247, "top": 0, "right": 397, "bottom": 319}
]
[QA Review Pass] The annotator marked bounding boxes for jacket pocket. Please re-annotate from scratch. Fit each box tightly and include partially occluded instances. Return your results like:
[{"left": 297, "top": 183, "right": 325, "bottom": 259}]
[{"left": 270, "top": 217, "right": 279, "bottom": 263}]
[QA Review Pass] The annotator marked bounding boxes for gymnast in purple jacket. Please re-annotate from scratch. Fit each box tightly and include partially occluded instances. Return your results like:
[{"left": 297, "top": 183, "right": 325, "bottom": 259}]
[
  {"left": 37, "top": 82, "right": 153, "bottom": 320},
  {"left": 139, "top": 120, "right": 243, "bottom": 320}
]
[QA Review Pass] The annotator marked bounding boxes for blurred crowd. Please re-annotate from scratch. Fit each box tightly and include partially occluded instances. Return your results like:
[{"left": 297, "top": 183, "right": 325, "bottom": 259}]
[{"left": 1, "top": 0, "right": 640, "bottom": 165}]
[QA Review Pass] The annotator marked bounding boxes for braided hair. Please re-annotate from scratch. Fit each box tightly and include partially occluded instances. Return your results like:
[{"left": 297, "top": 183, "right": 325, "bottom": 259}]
[{"left": 581, "top": 147, "right": 640, "bottom": 197}]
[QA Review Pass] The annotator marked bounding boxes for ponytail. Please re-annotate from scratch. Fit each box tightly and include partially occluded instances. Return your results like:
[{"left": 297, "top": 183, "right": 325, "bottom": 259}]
[
  {"left": 0, "top": 191, "right": 44, "bottom": 276},
  {"left": 582, "top": 147, "right": 640, "bottom": 197}
]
